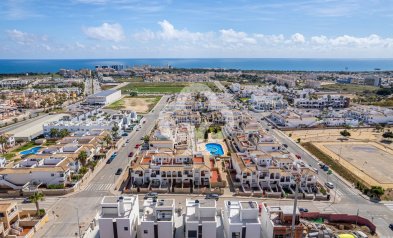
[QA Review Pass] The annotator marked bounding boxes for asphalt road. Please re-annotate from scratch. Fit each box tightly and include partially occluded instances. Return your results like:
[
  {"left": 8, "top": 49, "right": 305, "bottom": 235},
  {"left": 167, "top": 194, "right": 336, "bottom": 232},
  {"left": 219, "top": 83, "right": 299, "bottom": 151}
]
[{"left": 33, "top": 95, "right": 169, "bottom": 238}]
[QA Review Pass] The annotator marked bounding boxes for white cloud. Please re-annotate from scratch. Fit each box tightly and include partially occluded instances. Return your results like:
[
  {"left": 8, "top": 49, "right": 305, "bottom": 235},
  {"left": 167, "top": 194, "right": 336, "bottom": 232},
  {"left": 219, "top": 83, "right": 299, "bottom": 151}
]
[
  {"left": 291, "top": 33, "right": 305, "bottom": 43},
  {"left": 6, "top": 29, "right": 47, "bottom": 45},
  {"left": 311, "top": 35, "right": 328, "bottom": 45},
  {"left": 83, "top": 23, "right": 125, "bottom": 42},
  {"left": 219, "top": 29, "right": 257, "bottom": 45}
]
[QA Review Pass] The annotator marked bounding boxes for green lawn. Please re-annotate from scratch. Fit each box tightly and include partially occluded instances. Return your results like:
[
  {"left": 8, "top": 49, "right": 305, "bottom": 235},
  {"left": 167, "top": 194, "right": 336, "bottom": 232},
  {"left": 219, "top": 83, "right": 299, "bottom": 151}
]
[
  {"left": 321, "top": 84, "right": 378, "bottom": 94},
  {"left": 120, "top": 82, "right": 222, "bottom": 94},
  {"left": 12, "top": 142, "right": 36, "bottom": 152},
  {"left": 104, "top": 98, "right": 125, "bottom": 110}
]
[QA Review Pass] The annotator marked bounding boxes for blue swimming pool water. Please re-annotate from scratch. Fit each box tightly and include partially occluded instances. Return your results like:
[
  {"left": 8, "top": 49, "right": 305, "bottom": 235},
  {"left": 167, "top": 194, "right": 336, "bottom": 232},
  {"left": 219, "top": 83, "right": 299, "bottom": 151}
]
[
  {"left": 19, "top": 146, "right": 42, "bottom": 155},
  {"left": 205, "top": 143, "right": 224, "bottom": 156}
]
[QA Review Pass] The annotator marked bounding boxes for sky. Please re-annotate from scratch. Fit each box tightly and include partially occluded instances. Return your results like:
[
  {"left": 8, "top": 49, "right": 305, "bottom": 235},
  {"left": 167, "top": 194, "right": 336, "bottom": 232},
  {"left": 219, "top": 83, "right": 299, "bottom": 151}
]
[{"left": 1, "top": 0, "right": 393, "bottom": 59}]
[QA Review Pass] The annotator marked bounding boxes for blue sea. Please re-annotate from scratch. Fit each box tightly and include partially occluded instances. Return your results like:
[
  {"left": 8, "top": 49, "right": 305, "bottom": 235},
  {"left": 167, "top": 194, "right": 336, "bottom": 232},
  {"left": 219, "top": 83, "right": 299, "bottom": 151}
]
[{"left": 0, "top": 58, "right": 393, "bottom": 73}]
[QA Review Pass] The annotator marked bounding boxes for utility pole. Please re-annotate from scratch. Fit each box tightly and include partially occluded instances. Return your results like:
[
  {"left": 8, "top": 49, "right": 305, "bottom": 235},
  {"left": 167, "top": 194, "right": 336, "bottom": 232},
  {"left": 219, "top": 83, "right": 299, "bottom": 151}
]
[
  {"left": 76, "top": 207, "right": 81, "bottom": 238},
  {"left": 291, "top": 164, "right": 301, "bottom": 238}
]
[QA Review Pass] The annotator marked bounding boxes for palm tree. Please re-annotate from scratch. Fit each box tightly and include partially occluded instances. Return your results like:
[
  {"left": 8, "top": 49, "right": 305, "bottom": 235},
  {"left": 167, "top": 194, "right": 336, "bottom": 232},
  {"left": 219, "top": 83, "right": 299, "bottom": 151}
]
[
  {"left": 49, "top": 128, "right": 59, "bottom": 138},
  {"left": 143, "top": 135, "right": 150, "bottom": 144},
  {"left": 29, "top": 192, "right": 45, "bottom": 215},
  {"left": 0, "top": 135, "right": 7, "bottom": 154},
  {"left": 58, "top": 129, "right": 70, "bottom": 138},
  {"left": 104, "top": 134, "right": 112, "bottom": 148},
  {"left": 77, "top": 151, "right": 88, "bottom": 167}
]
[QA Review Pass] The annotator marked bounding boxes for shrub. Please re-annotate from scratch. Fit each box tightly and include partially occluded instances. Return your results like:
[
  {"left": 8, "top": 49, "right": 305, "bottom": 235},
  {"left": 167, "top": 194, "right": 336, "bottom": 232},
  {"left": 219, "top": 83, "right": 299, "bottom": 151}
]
[{"left": 47, "top": 184, "right": 65, "bottom": 189}]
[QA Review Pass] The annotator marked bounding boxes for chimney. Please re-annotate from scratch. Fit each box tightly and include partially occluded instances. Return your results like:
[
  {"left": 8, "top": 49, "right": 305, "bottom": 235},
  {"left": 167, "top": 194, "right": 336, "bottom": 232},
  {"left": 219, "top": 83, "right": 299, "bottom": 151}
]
[{"left": 118, "top": 196, "right": 125, "bottom": 216}]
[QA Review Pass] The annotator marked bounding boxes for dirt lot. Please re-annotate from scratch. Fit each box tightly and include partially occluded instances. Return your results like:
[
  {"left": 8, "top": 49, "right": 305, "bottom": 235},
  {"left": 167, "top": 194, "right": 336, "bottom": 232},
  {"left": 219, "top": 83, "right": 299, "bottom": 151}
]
[
  {"left": 122, "top": 97, "right": 160, "bottom": 113},
  {"left": 323, "top": 142, "right": 393, "bottom": 185},
  {"left": 105, "top": 96, "right": 161, "bottom": 113}
]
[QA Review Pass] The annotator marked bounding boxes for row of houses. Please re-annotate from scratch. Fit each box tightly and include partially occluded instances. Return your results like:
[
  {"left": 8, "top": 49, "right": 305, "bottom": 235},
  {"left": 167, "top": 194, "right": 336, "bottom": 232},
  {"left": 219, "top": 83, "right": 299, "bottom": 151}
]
[
  {"left": 270, "top": 105, "right": 393, "bottom": 128},
  {"left": 0, "top": 131, "right": 110, "bottom": 190},
  {"left": 96, "top": 195, "right": 303, "bottom": 238},
  {"left": 43, "top": 109, "right": 138, "bottom": 137}
]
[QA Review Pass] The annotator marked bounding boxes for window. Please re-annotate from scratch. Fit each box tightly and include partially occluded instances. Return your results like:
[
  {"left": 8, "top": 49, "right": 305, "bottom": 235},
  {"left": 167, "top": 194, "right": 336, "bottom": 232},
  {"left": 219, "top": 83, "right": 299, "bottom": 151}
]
[
  {"left": 124, "top": 227, "right": 129, "bottom": 231},
  {"left": 232, "top": 232, "right": 240, "bottom": 238},
  {"left": 188, "top": 230, "right": 197, "bottom": 238},
  {"left": 144, "top": 230, "right": 148, "bottom": 234},
  {"left": 51, "top": 173, "right": 55, "bottom": 176}
]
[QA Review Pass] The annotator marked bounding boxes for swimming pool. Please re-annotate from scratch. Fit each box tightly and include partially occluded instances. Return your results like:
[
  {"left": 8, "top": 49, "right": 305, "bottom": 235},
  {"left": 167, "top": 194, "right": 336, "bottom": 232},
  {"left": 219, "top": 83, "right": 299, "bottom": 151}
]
[
  {"left": 205, "top": 143, "right": 224, "bottom": 156},
  {"left": 19, "top": 146, "right": 42, "bottom": 155}
]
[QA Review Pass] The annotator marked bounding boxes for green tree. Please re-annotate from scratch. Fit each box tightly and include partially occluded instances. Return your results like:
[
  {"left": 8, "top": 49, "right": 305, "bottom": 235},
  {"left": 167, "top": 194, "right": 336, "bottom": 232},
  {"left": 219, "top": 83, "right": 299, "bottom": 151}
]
[
  {"left": 297, "top": 138, "right": 301, "bottom": 143},
  {"left": 383, "top": 131, "right": 393, "bottom": 141},
  {"left": 129, "top": 91, "right": 138, "bottom": 97},
  {"left": 143, "top": 135, "right": 150, "bottom": 144},
  {"left": 340, "top": 130, "right": 351, "bottom": 138},
  {"left": 29, "top": 192, "right": 45, "bottom": 215},
  {"left": 49, "top": 128, "right": 59, "bottom": 138},
  {"left": 77, "top": 151, "right": 88, "bottom": 167},
  {"left": 112, "top": 125, "right": 119, "bottom": 138},
  {"left": 58, "top": 129, "right": 70, "bottom": 138},
  {"left": 369, "top": 186, "right": 384, "bottom": 199},
  {"left": 104, "top": 134, "right": 112, "bottom": 147}
]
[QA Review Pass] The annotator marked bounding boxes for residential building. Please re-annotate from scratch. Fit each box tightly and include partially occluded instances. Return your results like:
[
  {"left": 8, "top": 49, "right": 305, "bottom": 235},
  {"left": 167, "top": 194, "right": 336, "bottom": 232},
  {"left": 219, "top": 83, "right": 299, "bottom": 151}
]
[
  {"left": 294, "top": 95, "right": 350, "bottom": 109},
  {"left": 222, "top": 200, "right": 262, "bottom": 238},
  {"left": 98, "top": 196, "right": 139, "bottom": 238},
  {"left": 140, "top": 198, "right": 175, "bottom": 238},
  {"left": 185, "top": 199, "right": 218, "bottom": 238}
]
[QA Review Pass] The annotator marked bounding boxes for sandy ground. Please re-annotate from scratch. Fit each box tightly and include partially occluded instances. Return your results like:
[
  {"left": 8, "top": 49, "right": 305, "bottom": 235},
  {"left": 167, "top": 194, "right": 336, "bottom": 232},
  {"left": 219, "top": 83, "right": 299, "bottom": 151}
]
[
  {"left": 315, "top": 141, "right": 393, "bottom": 188},
  {"left": 122, "top": 97, "right": 157, "bottom": 113},
  {"left": 286, "top": 128, "right": 390, "bottom": 144}
]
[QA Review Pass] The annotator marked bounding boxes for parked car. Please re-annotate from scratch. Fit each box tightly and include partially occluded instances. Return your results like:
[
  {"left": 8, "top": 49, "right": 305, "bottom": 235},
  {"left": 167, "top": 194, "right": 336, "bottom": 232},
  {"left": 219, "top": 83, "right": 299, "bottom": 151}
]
[
  {"left": 389, "top": 224, "right": 393, "bottom": 230},
  {"left": 115, "top": 168, "right": 123, "bottom": 175},
  {"left": 295, "top": 154, "right": 301, "bottom": 159},
  {"left": 22, "top": 197, "right": 31, "bottom": 204},
  {"left": 135, "top": 144, "right": 140, "bottom": 148},
  {"left": 205, "top": 193, "right": 220, "bottom": 200},
  {"left": 128, "top": 152, "right": 134, "bottom": 157},
  {"left": 325, "top": 182, "right": 334, "bottom": 189},
  {"left": 312, "top": 168, "right": 319, "bottom": 174},
  {"left": 283, "top": 144, "right": 288, "bottom": 148},
  {"left": 299, "top": 208, "right": 309, "bottom": 212},
  {"left": 144, "top": 192, "right": 158, "bottom": 200},
  {"left": 107, "top": 153, "right": 117, "bottom": 164},
  {"left": 122, "top": 133, "right": 128, "bottom": 137}
]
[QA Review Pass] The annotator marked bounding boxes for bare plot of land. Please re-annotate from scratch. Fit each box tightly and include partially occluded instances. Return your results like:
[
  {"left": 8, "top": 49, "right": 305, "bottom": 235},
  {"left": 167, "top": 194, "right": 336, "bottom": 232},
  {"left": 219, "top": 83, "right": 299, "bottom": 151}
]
[
  {"left": 314, "top": 141, "right": 393, "bottom": 188},
  {"left": 286, "top": 128, "right": 378, "bottom": 142},
  {"left": 105, "top": 96, "right": 161, "bottom": 113}
]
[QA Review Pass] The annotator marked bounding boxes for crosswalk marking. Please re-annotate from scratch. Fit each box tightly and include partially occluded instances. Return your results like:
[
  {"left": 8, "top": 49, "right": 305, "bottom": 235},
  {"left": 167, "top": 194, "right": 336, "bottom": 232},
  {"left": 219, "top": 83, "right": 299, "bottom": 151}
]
[
  {"left": 84, "top": 183, "right": 113, "bottom": 191},
  {"left": 383, "top": 203, "right": 393, "bottom": 212}
]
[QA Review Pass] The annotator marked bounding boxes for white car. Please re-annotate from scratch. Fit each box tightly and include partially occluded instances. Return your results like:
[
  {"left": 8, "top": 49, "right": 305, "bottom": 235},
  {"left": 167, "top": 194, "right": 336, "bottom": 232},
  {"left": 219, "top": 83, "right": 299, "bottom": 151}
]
[{"left": 325, "top": 182, "right": 334, "bottom": 189}]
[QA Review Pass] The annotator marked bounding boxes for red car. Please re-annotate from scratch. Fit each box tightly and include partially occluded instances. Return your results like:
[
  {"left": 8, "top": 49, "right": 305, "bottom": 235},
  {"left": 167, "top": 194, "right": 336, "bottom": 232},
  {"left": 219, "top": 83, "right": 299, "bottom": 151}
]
[
  {"left": 295, "top": 154, "right": 301, "bottom": 159},
  {"left": 128, "top": 152, "right": 134, "bottom": 157},
  {"left": 135, "top": 144, "right": 140, "bottom": 148}
]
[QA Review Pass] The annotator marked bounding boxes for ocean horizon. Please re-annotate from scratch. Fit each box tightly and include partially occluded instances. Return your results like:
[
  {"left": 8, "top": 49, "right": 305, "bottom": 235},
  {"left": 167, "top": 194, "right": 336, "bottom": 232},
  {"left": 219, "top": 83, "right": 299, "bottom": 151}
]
[{"left": 1, "top": 58, "right": 393, "bottom": 74}]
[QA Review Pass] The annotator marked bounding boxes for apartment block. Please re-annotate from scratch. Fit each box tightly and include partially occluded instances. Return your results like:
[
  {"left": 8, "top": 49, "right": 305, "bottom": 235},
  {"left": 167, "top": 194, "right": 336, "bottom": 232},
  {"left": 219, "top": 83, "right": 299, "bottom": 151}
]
[{"left": 98, "top": 196, "right": 139, "bottom": 238}]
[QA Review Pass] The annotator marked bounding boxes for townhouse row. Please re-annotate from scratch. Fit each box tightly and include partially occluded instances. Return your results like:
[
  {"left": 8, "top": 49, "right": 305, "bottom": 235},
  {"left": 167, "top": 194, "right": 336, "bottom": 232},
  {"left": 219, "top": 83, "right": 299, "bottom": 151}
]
[{"left": 97, "top": 195, "right": 303, "bottom": 238}]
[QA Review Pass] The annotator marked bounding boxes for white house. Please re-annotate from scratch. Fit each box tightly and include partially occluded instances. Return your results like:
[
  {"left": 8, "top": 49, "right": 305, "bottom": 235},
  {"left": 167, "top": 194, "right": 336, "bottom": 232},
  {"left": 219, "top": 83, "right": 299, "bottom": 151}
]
[
  {"left": 98, "top": 196, "right": 139, "bottom": 238},
  {"left": 139, "top": 198, "right": 175, "bottom": 238},
  {"left": 185, "top": 199, "right": 218, "bottom": 238},
  {"left": 222, "top": 200, "right": 262, "bottom": 238}
]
